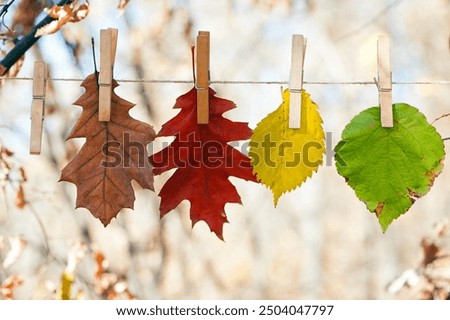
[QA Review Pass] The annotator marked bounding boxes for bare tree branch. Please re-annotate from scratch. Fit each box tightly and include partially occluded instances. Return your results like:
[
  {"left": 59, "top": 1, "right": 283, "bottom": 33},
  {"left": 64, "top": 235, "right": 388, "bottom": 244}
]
[{"left": 0, "top": 0, "right": 73, "bottom": 75}]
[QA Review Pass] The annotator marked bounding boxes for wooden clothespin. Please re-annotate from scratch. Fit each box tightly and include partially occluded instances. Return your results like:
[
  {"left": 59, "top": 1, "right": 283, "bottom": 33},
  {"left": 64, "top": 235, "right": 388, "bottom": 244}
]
[
  {"left": 196, "top": 31, "right": 210, "bottom": 124},
  {"left": 377, "top": 35, "right": 393, "bottom": 127},
  {"left": 30, "top": 61, "right": 48, "bottom": 155},
  {"left": 99, "top": 28, "right": 118, "bottom": 122},
  {"left": 289, "top": 34, "right": 307, "bottom": 129}
]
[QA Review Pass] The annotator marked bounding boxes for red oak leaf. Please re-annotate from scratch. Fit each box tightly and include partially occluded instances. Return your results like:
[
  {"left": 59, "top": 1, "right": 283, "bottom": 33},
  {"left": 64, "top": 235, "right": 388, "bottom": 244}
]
[
  {"left": 61, "top": 73, "right": 155, "bottom": 225},
  {"left": 150, "top": 87, "right": 256, "bottom": 239}
]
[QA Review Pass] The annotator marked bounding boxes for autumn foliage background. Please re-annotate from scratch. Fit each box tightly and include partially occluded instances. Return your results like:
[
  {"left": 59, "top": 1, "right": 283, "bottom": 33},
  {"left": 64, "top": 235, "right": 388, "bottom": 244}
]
[{"left": 1, "top": 0, "right": 450, "bottom": 299}]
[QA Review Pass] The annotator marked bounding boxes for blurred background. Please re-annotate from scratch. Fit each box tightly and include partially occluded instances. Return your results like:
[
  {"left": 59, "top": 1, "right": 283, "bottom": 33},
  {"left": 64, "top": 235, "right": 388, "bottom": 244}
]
[{"left": 0, "top": 0, "right": 449, "bottom": 299}]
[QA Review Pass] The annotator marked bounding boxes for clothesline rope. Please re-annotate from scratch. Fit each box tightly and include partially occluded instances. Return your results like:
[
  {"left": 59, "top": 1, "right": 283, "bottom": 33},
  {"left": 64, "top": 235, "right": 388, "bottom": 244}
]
[{"left": 0, "top": 77, "right": 449, "bottom": 85}]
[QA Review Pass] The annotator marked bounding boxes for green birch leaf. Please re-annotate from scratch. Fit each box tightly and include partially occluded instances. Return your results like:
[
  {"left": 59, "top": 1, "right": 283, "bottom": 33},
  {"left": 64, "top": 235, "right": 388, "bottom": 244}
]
[{"left": 335, "top": 103, "right": 445, "bottom": 231}]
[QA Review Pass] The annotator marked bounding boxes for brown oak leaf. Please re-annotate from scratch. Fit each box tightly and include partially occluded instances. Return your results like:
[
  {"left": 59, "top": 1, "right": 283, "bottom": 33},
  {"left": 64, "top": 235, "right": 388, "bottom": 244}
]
[{"left": 60, "top": 73, "right": 155, "bottom": 225}]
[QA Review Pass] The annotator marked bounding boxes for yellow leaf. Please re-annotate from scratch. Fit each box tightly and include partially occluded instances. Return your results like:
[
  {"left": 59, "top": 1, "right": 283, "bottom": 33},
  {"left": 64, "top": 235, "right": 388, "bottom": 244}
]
[
  {"left": 59, "top": 272, "right": 73, "bottom": 300},
  {"left": 249, "top": 89, "right": 325, "bottom": 206},
  {"left": 35, "top": 2, "right": 90, "bottom": 37}
]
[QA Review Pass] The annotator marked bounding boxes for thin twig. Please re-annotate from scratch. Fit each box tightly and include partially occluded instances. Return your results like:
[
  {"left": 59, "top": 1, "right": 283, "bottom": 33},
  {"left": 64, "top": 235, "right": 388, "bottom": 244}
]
[
  {"left": 26, "top": 202, "right": 97, "bottom": 297},
  {"left": 432, "top": 113, "right": 450, "bottom": 124},
  {"left": 27, "top": 203, "right": 51, "bottom": 256}
]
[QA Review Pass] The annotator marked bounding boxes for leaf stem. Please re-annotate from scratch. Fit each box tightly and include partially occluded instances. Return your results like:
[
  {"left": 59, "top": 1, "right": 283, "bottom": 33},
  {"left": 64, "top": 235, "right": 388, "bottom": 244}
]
[{"left": 91, "top": 37, "right": 99, "bottom": 84}]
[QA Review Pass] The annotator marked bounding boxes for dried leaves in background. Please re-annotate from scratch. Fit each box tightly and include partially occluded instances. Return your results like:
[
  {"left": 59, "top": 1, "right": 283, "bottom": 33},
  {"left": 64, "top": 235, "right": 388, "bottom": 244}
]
[
  {"left": 2, "top": 236, "right": 27, "bottom": 269},
  {"left": 388, "top": 220, "right": 450, "bottom": 299},
  {"left": 0, "top": 275, "right": 24, "bottom": 299},
  {"left": 118, "top": 0, "right": 130, "bottom": 13},
  {"left": 0, "top": 234, "right": 26, "bottom": 299},
  {"left": 0, "top": 55, "right": 24, "bottom": 86},
  {"left": 93, "top": 250, "right": 135, "bottom": 299},
  {"left": 35, "top": 0, "right": 90, "bottom": 37},
  {"left": 60, "top": 74, "right": 156, "bottom": 226},
  {"left": 0, "top": 146, "right": 28, "bottom": 209},
  {"left": 0, "top": 42, "right": 25, "bottom": 86}
]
